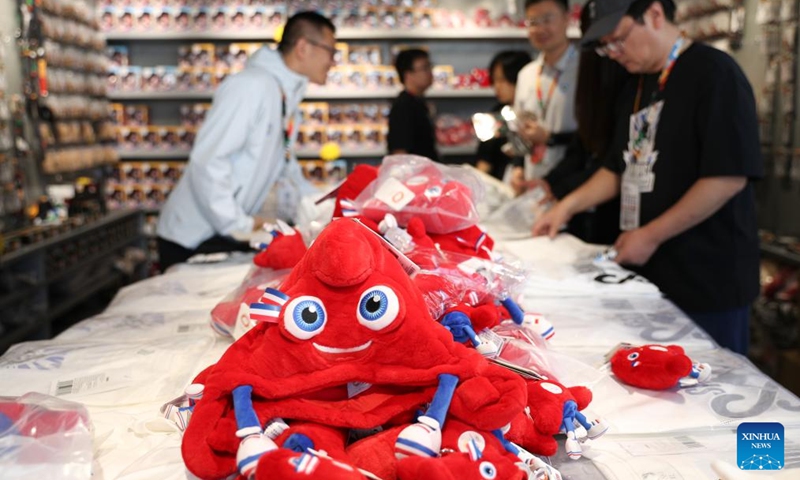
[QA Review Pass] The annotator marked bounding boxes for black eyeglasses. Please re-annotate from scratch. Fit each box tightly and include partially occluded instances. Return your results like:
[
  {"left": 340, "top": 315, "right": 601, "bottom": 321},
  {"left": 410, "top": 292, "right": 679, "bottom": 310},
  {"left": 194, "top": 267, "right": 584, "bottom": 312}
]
[{"left": 305, "top": 38, "right": 337, "bottom": 59}]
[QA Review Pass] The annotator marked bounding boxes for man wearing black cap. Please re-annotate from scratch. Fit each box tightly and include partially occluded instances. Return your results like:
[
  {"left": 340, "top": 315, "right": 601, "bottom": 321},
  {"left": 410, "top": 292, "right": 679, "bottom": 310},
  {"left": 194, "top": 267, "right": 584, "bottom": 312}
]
[{"left": 533, "top": 0, "right": 763, "bottom": 354}]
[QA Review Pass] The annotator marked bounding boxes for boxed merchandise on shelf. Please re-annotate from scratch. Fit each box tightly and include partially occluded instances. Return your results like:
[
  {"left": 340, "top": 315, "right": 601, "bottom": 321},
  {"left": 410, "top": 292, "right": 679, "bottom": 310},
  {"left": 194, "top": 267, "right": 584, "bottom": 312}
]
[{"left": 106, "top": 161, "right": 184, "bottom": 211}]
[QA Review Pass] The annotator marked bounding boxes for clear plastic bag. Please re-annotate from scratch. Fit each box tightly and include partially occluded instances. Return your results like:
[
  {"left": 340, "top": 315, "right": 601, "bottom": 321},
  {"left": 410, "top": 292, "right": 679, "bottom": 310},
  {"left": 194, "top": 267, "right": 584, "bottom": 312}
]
[
  {"left": 493, "top": 322, "right": 605, "bottom": 387},
  {"left": 408, "top": 247, "right": 527, "bottom": 320},
  {"left": 353, "top": 154, "right": 484, "bottom": 234},
  {"left": 209, "top": 266, "right": 291, "bottom": 339},
  {"left": 481, "top": 187, "right": 552, "bottom": 240},
  {"left": 0, "top": 392, "right": 93, "bottom": 479}
]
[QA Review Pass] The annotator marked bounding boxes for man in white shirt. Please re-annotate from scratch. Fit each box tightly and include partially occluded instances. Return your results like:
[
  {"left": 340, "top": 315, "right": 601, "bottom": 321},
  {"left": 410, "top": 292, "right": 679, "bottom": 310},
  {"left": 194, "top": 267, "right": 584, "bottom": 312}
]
[
  {"left": 512, "top": 0, "right": 579, "bottom": 191},
  {"left": 156, "top": 12, "right": 336, "bottom": 271}
]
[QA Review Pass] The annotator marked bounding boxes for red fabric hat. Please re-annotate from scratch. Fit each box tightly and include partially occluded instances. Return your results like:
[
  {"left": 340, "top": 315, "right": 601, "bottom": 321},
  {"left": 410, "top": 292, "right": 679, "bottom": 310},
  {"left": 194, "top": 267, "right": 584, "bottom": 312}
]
[{"left": 183, "top": 219, "right": 526, "bottom": 479}]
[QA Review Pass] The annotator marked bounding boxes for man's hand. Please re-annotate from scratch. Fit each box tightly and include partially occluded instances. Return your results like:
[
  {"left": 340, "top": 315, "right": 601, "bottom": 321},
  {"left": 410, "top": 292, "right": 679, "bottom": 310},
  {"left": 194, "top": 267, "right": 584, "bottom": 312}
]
[
  {"left": 613, "top": 227, "right": 660, "bottom": 266},
  {"left": 519, "top": 118, "right": 550, "bottom": 146},
  {"left": 532, "top": 200, "right": 572, "bottom": 238},
  {"left": 252, "top": 215, "right": 271, "bottom": 231}
]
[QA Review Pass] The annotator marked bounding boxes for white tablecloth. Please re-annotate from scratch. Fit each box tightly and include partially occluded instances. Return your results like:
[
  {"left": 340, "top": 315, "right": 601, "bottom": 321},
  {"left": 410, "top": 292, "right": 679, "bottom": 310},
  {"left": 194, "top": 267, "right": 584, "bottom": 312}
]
[{"left": 1, "top": 236, "right": 798, "bottom": 480}]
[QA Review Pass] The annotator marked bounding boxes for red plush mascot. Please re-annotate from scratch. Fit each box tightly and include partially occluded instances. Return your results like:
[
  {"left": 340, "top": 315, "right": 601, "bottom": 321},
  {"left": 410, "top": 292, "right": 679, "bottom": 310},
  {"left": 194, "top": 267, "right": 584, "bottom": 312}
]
[
  {"left": 506, "top": 379, "right": 608, "bottom": 460},
  {"left": 181, "top": 219, "right": 542, "bottom": 480},
  {"left": 610, "top": 344, "right": 712, "bottom": 390}
]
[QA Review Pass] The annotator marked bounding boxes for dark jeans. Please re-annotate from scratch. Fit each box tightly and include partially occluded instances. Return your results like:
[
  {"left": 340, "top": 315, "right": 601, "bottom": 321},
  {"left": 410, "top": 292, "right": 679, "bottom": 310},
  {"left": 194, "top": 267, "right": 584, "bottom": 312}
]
[
  {"left": 157, "top": 236, "right": 253, "bottom": 272},
  {"left": 686, "top": 306, "right": 751, "bottom": 355}
]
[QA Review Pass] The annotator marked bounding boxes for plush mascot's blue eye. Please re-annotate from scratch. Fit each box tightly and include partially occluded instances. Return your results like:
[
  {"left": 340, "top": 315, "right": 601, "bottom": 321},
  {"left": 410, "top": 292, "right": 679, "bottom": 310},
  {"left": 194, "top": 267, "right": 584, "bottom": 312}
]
[
  {"left": 627, "top": 352, "right": 640, "bottom": 361},
  {"left": 283, "top": 296, "right": 327, "bottom": 340},
  {"left": 357, "top": 286, "right": 399, "bottom": 331},
  {"left": 479, "top": 461, "right": 497, "bottom": 479}
]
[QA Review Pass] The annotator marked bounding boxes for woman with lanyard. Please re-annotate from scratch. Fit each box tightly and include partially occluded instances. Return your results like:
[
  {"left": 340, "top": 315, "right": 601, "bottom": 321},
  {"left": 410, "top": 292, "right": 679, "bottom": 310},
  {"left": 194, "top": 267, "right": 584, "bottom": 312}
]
[{"left": 532, "top": 0, "right": 763, "bottom": 356}]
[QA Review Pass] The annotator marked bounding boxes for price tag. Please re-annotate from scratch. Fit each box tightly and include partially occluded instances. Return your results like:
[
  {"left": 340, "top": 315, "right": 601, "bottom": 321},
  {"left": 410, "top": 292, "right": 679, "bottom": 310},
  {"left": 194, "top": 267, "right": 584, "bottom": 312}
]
[{"left": 374, "top": 177, "right": 415, "bottom": 211}]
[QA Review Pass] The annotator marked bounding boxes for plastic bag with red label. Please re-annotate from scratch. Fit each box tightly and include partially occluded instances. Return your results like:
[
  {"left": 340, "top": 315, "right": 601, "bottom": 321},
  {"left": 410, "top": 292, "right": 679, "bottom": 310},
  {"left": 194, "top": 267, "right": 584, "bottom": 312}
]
[
  {"left": 408, "top": 247, "right": 527, "bottom": 321},
  {"left": 353, "top": 154, "right": 484, "bottom": 234},
  {"left": 0, "top": 392, "right": 93, "bottom": 479},
  {"left": 210, "top": 266, "right": 292, "bottom": 339}
]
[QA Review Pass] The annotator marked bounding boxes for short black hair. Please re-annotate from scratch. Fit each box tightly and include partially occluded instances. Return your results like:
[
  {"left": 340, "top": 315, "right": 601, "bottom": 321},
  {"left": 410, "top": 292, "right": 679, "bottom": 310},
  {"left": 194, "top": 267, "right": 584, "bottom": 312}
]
[
  {"left": 394, "top": 48, "right": 429, "bottom": 85},
  {"left": 524, "top": 0, "right": 569, "bottom": 11},
  {"left": 627, "top": 0, "right": 676, "bottom": 22},
  {"left": 278, "top": 11, "right": 336, "bottom": 54},
  {"left": 488, "top": 50, "right": 532, "bottom": 85}
]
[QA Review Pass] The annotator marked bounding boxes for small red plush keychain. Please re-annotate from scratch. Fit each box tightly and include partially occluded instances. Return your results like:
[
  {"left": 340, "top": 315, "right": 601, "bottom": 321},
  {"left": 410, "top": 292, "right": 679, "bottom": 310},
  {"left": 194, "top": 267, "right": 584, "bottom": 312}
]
[{"left": 609, "top": 343, "right": 712, "bottom": 390}]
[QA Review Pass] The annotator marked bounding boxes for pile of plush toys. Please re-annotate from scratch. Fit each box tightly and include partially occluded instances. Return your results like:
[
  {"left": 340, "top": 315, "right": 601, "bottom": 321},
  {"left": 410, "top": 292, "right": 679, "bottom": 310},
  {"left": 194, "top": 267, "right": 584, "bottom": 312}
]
[{"left": 174, "top": 156, "right": 712, "bottom": 479}]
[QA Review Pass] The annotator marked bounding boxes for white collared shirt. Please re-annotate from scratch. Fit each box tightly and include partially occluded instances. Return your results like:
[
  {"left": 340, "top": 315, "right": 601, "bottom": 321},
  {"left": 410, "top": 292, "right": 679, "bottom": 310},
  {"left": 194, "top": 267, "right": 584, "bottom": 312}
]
[{"left": 514, "top": 43, "right": 579, "bottom": 180}]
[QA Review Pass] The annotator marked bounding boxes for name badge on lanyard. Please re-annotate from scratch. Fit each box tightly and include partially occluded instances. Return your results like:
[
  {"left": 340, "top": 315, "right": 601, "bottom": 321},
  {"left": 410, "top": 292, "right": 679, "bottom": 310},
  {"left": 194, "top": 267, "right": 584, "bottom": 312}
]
[
  {"left": 620, "top": 100, "right": 664, "bottom": 231},
  {"left": 619, "top": 36, "right": 687, "bottom": 231}
]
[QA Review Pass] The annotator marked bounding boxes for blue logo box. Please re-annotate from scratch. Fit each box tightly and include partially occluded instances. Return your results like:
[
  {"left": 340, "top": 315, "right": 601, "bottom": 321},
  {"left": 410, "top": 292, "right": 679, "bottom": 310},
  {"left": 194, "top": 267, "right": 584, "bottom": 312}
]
[{"left": 737, "top": 422, "right": 784, "bottom": 470}]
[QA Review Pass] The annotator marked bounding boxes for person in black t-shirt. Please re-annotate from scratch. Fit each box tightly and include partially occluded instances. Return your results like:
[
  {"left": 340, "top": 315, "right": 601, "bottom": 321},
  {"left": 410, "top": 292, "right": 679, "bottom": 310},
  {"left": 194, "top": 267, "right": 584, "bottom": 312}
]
[
  {"left": 475, "top": 50, "right": 531, "bottom": 180},
  {"left": 387, "top": 49, "right": 439, "bottom": 161},
  {"left": 532, "top": 0, "right": 763, "bottom": 354}
]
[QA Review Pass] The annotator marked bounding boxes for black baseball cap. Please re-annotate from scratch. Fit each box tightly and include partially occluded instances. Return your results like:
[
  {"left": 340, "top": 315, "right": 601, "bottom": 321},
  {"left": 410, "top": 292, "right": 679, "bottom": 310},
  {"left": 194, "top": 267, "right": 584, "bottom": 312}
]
[{"left": 581, "top": 0, "right": 638, "bottom": 45}]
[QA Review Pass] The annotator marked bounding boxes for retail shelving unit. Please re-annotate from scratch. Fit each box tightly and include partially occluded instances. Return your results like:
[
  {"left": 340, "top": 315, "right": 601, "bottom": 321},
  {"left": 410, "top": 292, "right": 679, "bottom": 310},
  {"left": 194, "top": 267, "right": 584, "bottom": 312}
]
[
  {"left": 0, "top": 209, "right": 145, "bottom": 353},
  {"left": 100, "top": 0, "right": 551, "bottom": 266},
  {"left": 107, "top": 87, "right": 499, "bottom": 101}
]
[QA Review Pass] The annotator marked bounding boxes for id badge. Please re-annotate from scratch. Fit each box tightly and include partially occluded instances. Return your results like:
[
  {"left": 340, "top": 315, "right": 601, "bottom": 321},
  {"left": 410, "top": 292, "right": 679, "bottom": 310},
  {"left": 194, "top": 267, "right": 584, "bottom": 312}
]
[
  {"left": 639, "top": 172, "right": 655, "bottom": 192},
  {"left": 620, "top": 175, "right": 640, "bottom": 231}
]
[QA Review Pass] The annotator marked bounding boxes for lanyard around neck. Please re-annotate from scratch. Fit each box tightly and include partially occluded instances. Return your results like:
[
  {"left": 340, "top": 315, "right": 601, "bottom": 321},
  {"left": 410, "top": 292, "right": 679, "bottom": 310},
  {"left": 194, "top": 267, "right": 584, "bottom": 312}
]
[
  {"left": 633, "top": 35, "right": 688, "bottom": 113},
  {"left": 535, "top": 64, "right": 561, "bottom": 120},
  {"left": 281, "top": 92, "right": 293, "bottom": 161}
]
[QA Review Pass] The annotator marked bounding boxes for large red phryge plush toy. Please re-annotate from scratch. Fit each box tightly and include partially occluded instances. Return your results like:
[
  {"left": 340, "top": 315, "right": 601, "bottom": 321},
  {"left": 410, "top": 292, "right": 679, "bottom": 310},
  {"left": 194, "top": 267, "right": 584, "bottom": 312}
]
[{"left": 182, "top": 218, "right": 529, "bottom": 480}]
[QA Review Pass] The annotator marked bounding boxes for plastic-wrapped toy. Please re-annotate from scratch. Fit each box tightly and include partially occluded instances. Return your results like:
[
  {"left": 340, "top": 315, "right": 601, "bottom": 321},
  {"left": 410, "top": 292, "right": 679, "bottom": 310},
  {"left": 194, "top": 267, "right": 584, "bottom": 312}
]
[
  {"left": 181, "top": 219, "right": 541, "bottom": 480},
  {"left": 507, "top": 379, "right": 608, "bottom": 460},
  {"left": 0, "top": 393, "right": 93, "bottom": 480},
  {"left": 610, "top": 344, "right": 712, "bottom": 390},
  {"left": 252, "top": 220, "right": 308, "bottom": 270},
  {"left": 353, "top": 155, "right": 483, "bottom": 234}
]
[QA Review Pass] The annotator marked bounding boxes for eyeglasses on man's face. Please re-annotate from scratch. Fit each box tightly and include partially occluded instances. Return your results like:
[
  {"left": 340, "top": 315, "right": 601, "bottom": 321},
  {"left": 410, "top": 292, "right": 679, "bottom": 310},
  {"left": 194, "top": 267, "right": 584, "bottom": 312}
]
[
  {"left": 523, "top": 13, "right": 560, "bottom": 28},
  {"left": 305, "top": 38, "right": 337, "bottom": 59},
  {"left": 595, "top": 20, "right": 638, "bottom": 57}
]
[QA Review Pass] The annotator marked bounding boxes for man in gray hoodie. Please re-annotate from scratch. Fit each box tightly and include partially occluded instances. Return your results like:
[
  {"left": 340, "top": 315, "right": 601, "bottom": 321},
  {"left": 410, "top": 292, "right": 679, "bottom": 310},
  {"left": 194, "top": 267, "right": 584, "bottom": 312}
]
[{"left": 157, "top": 12, "right": 336, "bottom": 271}]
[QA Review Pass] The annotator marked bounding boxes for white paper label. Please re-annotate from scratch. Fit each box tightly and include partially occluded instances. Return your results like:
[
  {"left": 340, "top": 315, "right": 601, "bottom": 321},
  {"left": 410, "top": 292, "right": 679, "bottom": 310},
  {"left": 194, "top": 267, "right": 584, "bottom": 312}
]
[
  {"left": 51, "top": 373, "right": 116, "bottom": 397},
  {"left": 457, "top": 257, "right": 488, "bottom": 276},
  {"left": 373, "top": 177, "right": 415, "bottom": 211},
  {"left": 619, "top": 436, "right": 703, "bottom": 457}
]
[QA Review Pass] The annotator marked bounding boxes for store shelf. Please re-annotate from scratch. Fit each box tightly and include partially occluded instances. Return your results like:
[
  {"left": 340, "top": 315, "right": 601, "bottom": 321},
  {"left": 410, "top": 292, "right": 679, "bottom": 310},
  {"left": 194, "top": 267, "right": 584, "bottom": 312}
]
[
  {"left": 0, "top": 319, "right": 47, "bottom": 354},
  {"left": 0, "top": 286, "right": 39, "bottom": 310},
  {"left": 761, "top": 242, "right": 800, "bottom": 268},
  {"left": 119, "top": 143, "right": 477, "bottom": 160},
  {"left": 46, "top": 236, "right": 141, "bottom": 285},
  {"left": 0, "top": 210, "right": 140, "bottom": 266},
  {"left": 118, "top": 149, "right": 190, "bottom": 160},
  {"left": 108, "top": 88, "right": 495, "bottom": 101},
  {"left": 105, "top": 27, "right": 534, "bottom": 42},
  {"left": 108, "top": 91, "right": 214, "bottom": 101}
]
